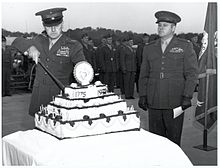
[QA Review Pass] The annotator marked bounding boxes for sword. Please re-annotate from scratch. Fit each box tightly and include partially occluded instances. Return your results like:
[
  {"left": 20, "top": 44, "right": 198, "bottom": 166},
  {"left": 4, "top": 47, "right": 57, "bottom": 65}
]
[{"left": 38, "top": 60, "right": 65, "bottom": 94}]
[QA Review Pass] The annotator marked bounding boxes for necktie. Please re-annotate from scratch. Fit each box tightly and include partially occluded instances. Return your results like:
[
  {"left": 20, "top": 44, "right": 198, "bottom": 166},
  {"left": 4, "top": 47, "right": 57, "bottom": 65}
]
[
  {"left": 161, "top": 40, "right": 168, "bottom": 53},
  {"left": 49, "top": 41, "right": 54, "bottom": 50}
]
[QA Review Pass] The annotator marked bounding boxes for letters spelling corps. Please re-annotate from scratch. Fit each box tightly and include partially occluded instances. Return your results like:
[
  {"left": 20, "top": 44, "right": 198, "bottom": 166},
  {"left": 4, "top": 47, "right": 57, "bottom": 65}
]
[{"left": 56, "top": 46, "right": 70, "bottom": 57}]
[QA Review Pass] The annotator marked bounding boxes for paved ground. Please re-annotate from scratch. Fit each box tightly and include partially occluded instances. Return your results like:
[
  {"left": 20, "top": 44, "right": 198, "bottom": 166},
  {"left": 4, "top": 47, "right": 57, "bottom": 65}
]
[{"left": 1, "top": 89, "right": 218, "bottom": 166}]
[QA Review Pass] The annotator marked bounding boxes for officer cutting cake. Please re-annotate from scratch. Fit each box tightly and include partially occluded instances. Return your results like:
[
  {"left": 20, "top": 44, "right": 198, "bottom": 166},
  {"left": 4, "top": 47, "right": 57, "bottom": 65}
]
[{"left": 12, "top": 8, "right": 86, "bottom": 122}]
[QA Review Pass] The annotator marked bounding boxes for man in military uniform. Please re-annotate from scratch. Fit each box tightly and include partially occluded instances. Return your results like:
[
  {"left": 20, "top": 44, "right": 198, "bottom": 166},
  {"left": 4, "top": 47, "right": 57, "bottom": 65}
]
[
  {"left": 2, "top": 35, "right": 13, "bottom": 97},
  {"left": 120, "top": 37, "right": 137, "bottom": 99},
  {"left": 135, "top": 33, "right": 150, "bottom": 93},
  {"left": 138, "top": 11, "right": 198, "bottom": 146},
  {"left": 12, "top": 8, "right": 85, "bottom": 118},
  {"left": 95, "top": 36, "right": 107, "bottom": 83},
  {"left": 99, "top": 34, "right": 119, "bottom": 92},
  {"left": 81, "top": 33, "right": 96, "bottom": 70}
]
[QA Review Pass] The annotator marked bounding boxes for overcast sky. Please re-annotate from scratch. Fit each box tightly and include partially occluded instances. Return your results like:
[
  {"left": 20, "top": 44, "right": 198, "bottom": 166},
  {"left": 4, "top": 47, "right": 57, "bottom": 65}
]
[{"left": 1, "top": 0, "right": 209, "bottom": 34}]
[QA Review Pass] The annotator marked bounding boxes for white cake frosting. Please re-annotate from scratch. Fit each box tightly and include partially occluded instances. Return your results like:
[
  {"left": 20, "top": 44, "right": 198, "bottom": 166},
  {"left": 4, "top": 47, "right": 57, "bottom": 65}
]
[
  {"left": 35, "top": 81, "right": 140, "bottom": 139},
  {"left": 64, "top": 82, "right": 108, "bottom": 99}
]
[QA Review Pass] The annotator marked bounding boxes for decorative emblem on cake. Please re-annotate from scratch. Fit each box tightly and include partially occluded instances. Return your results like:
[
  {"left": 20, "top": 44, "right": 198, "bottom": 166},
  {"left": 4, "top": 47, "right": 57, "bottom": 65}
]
[{"left": 73, "top": 61, "right": 94, "bottom": 86}]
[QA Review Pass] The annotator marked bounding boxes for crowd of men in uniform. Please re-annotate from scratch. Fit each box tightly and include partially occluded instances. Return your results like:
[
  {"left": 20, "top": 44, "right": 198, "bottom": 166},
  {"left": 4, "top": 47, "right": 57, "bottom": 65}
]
[
  {"left": 79, "top": 33, "right": 150, "bottom": 99},
  {"left": 2, "top": 32, "right": 201, "bottom": 98},
  {"left": 79, "top": 32, "right": 201, "bottom": 99}
]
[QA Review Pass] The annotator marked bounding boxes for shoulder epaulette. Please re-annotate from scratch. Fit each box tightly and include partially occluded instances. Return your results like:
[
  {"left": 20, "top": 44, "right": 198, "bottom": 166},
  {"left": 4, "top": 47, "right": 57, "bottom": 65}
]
[
  {"left": 66, "top": 38, "right": 78, "bottom": 44},
  {"left": 177, "top": 37, "right": 191, "bottom": 43},
  {"left": 146, "top": 40, "right": 156, "bottom": 46}
]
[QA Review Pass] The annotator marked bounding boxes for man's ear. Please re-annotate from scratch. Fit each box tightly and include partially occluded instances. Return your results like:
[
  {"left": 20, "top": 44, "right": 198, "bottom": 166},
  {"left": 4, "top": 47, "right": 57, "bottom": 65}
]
[{"left": 172, "top": 24, "right": 176, "bottom": 33}]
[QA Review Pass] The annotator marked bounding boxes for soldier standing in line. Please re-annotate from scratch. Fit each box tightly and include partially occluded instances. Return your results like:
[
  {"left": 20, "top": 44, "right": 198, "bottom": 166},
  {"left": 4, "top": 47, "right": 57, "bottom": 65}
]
[
  {"left": 2, "top": 35, "right": 13, "bottom": 97},
  {"left": 81, "top": 33, "right": 96, "bottom": 73},
  {"left": 135, "top": 33, "right": 150, "bottom": 93},
  {"left": 95, "top": 36, "right": 107, "bottom": 83},
  {"left": 120, "top": 37, "right": 137, "bottom": 99},
  {"left": 114, "top": 39, "right": 122, "bottom": 89},
  {"left": 138, "top": 11, "right": 198, "bottom": 146},
  {"left": 99, "top": 34, "right": 118, "bottom": 92},
  {"left": 116, "top": 37, "right": 127, "bottom": 95},
  {"left": 88, "top": 37, "right": 97, "bottom": 82},
  {"left": 12, "top": 8, "right": 86, "bottom": 119}
]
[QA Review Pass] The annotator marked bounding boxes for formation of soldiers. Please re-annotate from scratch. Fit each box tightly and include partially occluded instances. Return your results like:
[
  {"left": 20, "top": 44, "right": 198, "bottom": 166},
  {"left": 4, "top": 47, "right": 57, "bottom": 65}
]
[
  {"left": 3, "top": 32, "right": 201, "bottom": 99},
  {"left": 80, "top": 33, "right": 149, "bottom": 99}
]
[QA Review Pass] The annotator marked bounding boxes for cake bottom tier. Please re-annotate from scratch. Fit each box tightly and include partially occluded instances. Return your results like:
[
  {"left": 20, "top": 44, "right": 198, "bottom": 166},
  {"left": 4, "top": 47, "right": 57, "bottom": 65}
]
[{"left": 35, "top": 113, "right": 140, "bottom": 139}]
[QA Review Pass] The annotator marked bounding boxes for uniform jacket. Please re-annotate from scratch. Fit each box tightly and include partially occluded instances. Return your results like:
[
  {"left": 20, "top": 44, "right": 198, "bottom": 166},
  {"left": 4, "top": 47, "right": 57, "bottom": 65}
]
[
  {"left": 95, "top": 44, "right": 105, "bottom": 72},
  {"left": 120, "top": 45, "right": 137, "bottom": 72},
  {"left": 12, "top": 33, "right": 85, "bottom": 116},
  {"left": 81, "top": 43, "right": 96, "bottom": 71},
  {"left": 99, "top": 45, "right": 119, "bottom": 72},
  {"left": 136, "top": 43, "right": 145, "bottom": 71},
  {"left": 139, "top": 36, "right": 198, "bottom": 109}
]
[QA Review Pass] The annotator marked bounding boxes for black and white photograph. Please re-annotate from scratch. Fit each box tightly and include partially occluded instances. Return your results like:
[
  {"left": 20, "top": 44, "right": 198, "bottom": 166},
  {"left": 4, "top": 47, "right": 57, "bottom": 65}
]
[{"left": 1, "top": 0, "right": 218, "bottom": 167}]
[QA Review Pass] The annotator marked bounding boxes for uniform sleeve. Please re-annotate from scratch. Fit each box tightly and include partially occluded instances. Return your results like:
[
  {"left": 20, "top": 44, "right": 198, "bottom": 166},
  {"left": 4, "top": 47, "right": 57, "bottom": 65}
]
[
  {"left": 92, "top": 50, "right": 97, "bottom": 72},
  {"left": 138, "top": 46, "right": 150, "bottom": 97},
  {"left": 11, "top": 37, "right": 34, "bottom": 53},
  {"left": 70, "top": 41, "right": 86, "bottom": 63},
  {"left": 99, "top": 48, "right": 106, "bottom": 72},
  {"left": 119, "top": 47, "right": 126, "bottom": 72},
  {"left": 136, "top": 44, "right": 143, "bottom": 70},
  {"left": 183, "top": 42, "right": 199, "bottom": 98},
  {"left": 95, "top": 48, "right": 101, "bottom": 71}
]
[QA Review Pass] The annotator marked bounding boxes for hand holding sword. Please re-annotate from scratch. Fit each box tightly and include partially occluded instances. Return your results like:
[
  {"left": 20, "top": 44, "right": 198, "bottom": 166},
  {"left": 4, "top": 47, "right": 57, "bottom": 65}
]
[{"left": 25, "top": 46, "right": 66, "bottom": 94}]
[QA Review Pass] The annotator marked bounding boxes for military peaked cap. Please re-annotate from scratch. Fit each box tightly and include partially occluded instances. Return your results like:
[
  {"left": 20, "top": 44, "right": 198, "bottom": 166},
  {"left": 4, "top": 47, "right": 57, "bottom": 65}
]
[
  {"left": 155, "top": 11, "right": 181, "bottom": 24},
  {"left": 35, "top": 7, "right": 67, "bottom": 27}
]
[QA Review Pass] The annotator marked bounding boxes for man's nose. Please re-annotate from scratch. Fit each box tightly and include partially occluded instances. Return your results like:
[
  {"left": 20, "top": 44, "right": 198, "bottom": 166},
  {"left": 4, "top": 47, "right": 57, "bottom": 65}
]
[
  {"left": 51, "top": 26, "right": 56, "bottom": 32},
  {"left": 158, "top": 26, "right": 164, "bottom": 30}
]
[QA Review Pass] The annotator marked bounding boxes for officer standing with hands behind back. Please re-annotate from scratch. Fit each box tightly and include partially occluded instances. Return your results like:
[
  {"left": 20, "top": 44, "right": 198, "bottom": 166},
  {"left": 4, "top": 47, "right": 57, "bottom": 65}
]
[
  {"left": 12, "top": 8, "right": 86, "bottom": 120},
  {"left": 138, "top": 11, "right": 198, "bottom": 146}
]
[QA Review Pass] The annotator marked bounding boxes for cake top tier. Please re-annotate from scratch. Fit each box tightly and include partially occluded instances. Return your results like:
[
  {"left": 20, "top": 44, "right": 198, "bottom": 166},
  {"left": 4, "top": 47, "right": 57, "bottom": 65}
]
[{"left": 62, "top": 81, "right": 109, "bottom": 99}]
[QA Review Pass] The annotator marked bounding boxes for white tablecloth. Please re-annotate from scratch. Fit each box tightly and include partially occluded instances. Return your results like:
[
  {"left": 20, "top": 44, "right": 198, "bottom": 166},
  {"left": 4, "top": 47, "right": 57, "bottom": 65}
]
[{"left": 2, "top": 129, "right": 192, "bottom": 167}]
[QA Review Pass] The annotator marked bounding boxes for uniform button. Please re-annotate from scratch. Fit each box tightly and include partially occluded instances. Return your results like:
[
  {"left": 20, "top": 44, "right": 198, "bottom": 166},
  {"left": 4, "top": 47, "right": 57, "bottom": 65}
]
[
  {"left": 162, "top": 56, "right": 165, "bottom": 59},
  {"left": 162, "top": 62, "right": 165, "bottom": 64},
  {"left": 46, "top": 58, "right": 50, "bottom": 61},
  {"left": 46, "top": 65, "right": 49, "bottom": 68},
  {"left": 161, "top": 67, "right": 164, "bottom": 70},
  {"left": 45, "top": 72, "right": 47, "bottom": 75}
]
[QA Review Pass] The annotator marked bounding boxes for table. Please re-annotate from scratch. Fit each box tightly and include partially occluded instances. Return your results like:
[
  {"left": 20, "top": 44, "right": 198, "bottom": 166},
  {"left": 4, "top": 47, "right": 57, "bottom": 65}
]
[{"left": 2, "top": 129, "right": 192, "bottom": 167}]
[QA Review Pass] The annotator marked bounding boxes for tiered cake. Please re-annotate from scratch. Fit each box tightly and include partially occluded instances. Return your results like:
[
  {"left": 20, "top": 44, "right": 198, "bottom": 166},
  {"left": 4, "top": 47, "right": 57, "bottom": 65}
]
[{"left": 34, "top": 61, "right": 140, "bottom": 139}]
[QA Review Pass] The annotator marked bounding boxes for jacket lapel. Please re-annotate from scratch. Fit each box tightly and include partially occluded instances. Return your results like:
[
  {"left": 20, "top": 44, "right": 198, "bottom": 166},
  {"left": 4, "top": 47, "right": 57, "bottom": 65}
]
[
  {"left": 154, "top": 39, "right": 163, "bottom": 55},
  {"left": 49, "top": 34, "right": 65, "bottom": 54},
  {"left": 163, "top": 36, "right": 178, "bottom": 55},
  {"left": 40, "top": 36, "right": 50, "bottom": 57}
]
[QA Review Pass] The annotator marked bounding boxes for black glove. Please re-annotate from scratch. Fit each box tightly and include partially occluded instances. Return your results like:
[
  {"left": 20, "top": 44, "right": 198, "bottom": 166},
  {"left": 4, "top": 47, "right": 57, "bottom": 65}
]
[
  {"left": 181, "top": 96, "right": 192, "bottom": 110},
  {"left": 138, "top": 96, "right": 148, "bottom": 111}
]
